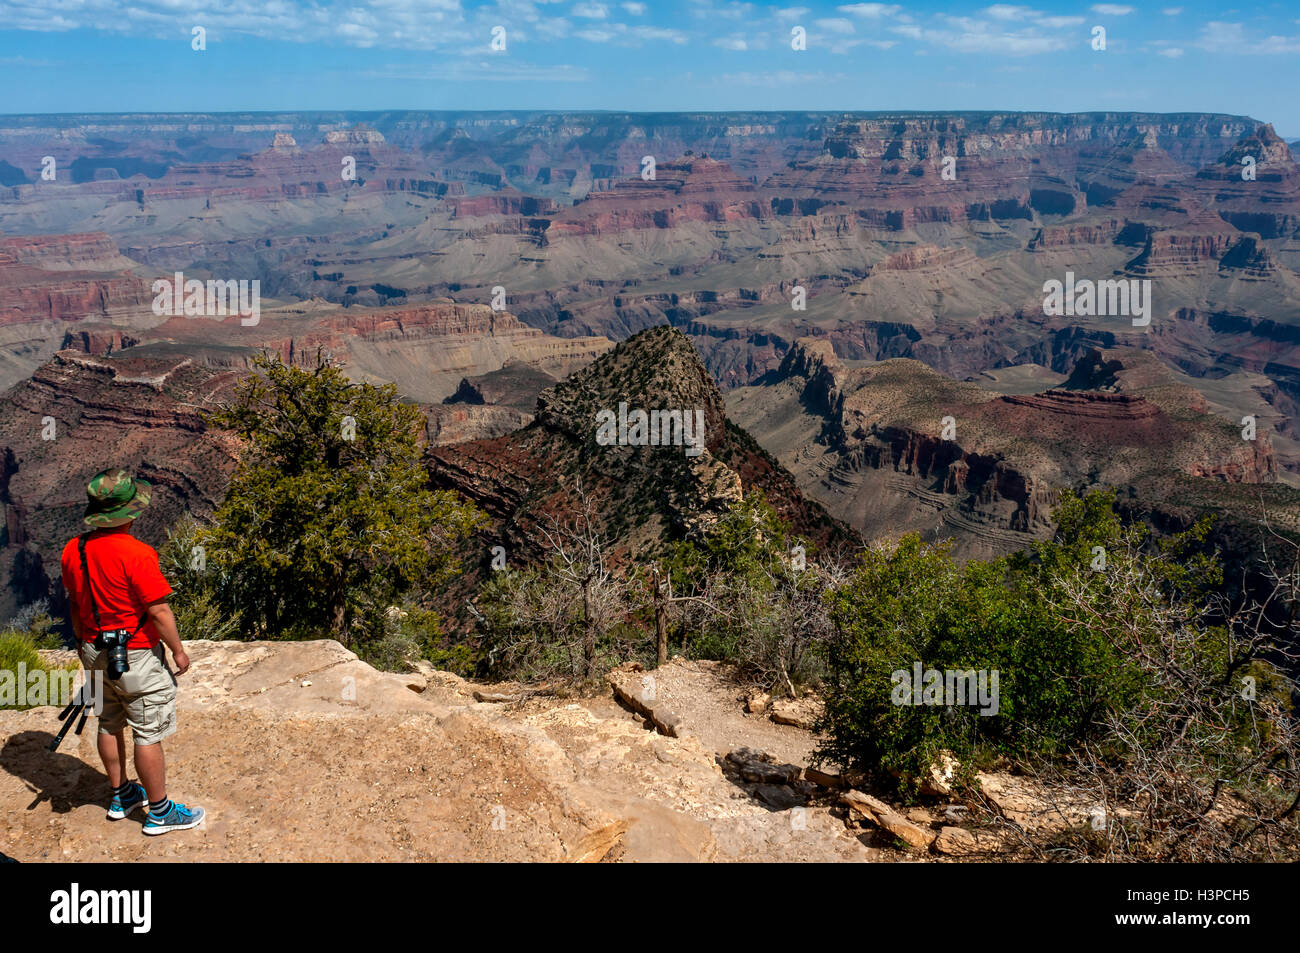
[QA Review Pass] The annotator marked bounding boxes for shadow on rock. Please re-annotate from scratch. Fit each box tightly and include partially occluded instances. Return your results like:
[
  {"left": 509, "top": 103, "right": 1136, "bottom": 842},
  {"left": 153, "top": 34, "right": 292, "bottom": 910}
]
[
  {"left": 0, "top": 730, "right": 109, "bottom": 816},
  {"left": 719, "top": 746, "right": 814, "bottom": 812}
]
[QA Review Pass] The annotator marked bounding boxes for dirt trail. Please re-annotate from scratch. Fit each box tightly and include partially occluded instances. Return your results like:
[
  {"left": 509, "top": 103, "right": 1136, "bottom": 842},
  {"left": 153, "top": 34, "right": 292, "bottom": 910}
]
[{"left": 1, "top": 641, "right": 877, "bottom": 862}]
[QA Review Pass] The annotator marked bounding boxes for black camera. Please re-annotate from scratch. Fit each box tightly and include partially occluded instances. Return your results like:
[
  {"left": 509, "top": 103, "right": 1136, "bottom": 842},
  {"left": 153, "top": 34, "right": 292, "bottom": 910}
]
[{"left": 99, "top": 629, "right": 132, "bottom": 681}]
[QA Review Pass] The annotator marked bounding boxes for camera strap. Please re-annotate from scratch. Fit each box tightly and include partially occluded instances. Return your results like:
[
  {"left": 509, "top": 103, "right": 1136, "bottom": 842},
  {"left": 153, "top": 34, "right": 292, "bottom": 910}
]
[{"left": 77, "top": 533, "right": 148, "bottom": 645}]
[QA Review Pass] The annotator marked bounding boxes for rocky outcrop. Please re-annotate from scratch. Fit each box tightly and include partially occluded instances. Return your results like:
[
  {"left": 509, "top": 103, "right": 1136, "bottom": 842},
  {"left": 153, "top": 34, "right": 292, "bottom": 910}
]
[
  {"left": 728, "top": 338, "right": 1278, "bottom": 557},
  {"left": 426, "top": 327, "right": 856, "bottom": 629},
  {"left": 1218, "top": 236, "right": 1278, "bottom": 278},
  {"left": 0, "top": 351, "right": 241, "bottom": 620},
  {"left": 1193, "top": 124, "right": 1300, "bottom": 238},
  {"left": 60, "top": 328, "right": 140, "bottom": 355},
  {"left": 0, "top": 640, "right": 911, "bottom": 863},
  {"left": 424, "top": 404, "right": 533, "bottom": 447}
]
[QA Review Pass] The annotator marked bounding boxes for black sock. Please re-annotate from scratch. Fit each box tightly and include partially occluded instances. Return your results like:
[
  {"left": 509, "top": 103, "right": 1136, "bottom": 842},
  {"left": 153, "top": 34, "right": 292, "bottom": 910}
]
[
  {"left": 113, "top": 781, "right": 135, "bottom": 799},
  {"left": 149, "top": 797, "right": 172, "bottom": 816}
]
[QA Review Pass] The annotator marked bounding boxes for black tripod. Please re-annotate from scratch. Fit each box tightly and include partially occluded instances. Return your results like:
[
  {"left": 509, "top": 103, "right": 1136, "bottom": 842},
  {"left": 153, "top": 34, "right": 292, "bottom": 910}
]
[{"left": 47, "top": 683, "right": 93, "bottom": 753}]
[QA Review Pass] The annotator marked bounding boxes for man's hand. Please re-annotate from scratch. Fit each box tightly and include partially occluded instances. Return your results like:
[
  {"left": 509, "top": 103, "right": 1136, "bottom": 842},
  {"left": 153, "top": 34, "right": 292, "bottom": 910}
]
[{"left": 145, "top": 599, "right": 189, "bottom": 676}]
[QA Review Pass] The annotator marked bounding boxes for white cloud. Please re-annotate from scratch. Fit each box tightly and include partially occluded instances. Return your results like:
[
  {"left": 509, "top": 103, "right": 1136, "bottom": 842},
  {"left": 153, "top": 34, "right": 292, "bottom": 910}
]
[
  {"left": 894, "top": 17, "right": 1071, "bottom": 56},
  {"left": 365, "top": 60, "right": 590, "bottom": 82},
  {"left": 570, "top": 21, "right": 688, "bottom": 43},
  {"left": 1157, "top": 46, "right": 1183, "bottom": 57},
  {"left": 984, "top": 5, "right": 1039, "bottom": 20},
  {"left": 943, "top": 31, "right": 1067, "bottom": 53},
  {"left": 0, "top": 0, "right": 483, "bottom": 50},
  {"left": 630, "top": 25, "right": 688, "bottom": 42},
  {"left": 1090, "top": 4, "right": 1135, "bottom": 15},
  {"left": 714, "top": 35, "right": 748, "bottom": 49},
  {"left": 1259, "top": 35, "right": 1300, "bottom": 53},
  {"left": 720, "top": 69, "right": 847, "bottom": 86},
  {"left": 815, "top": 17, "right": 856, "bottom": 33},
  {"left": 336, "top": 22, "right": 379, "bottom": 46},
  {"left": 1037, "top": 15, "right": 1084, "bottom": 27},
  {"left": 532, "top": 17, "right": 573, "bottom": 39},
  {"left": 621, "top": 1, "right": 646, "bottom": 13},
  {"left": 689, "top": 0, "right": 753, "bottom": 20},
  {"left": 1197, "top": 20, "right": 1300, "bottom": 54},
  {"left": 1161, "top": 6, "right": 1182, "bottom": 13},
  {"left": 775, "top": 6, "right": 810, "bottom": 20},
  {"left": 836, "top": 3, "right": 902, "bottom": 18},
  {"left": 571, "top": 2, "right": 608, "bottom": 18}
]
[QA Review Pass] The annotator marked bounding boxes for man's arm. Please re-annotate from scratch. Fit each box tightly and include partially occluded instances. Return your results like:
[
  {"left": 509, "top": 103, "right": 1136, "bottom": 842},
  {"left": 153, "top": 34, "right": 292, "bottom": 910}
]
[{"left": 145, "top": 599, "right": 190, "bottom": 675}]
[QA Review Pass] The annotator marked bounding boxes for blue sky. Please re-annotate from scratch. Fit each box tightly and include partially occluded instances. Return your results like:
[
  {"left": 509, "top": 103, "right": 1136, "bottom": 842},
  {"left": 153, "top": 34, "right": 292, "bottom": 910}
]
[{"left": 3, "top": 2, "right": 1300, "bottom": 135}]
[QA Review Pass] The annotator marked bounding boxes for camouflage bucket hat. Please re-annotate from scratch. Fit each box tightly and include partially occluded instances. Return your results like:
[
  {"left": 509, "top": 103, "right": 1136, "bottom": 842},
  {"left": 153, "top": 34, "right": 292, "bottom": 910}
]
[{"left": 83, "top": 468, "right": 152, "bottom": 528}]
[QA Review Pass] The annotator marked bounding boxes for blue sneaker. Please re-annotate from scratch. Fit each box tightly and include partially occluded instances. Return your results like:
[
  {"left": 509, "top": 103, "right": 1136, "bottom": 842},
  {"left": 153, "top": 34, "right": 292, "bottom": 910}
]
[
  {"left": 107, "top": 783, "right": 147, "bottom": 821},
  {"left": 143, "top": 801, "right": 205, "bottom": 836}
]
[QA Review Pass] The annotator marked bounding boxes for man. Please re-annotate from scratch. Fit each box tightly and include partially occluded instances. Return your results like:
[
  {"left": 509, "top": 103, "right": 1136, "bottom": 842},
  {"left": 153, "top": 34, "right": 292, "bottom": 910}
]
[{"left": 61, "top": 468, "right": 205, "bottom": 836}]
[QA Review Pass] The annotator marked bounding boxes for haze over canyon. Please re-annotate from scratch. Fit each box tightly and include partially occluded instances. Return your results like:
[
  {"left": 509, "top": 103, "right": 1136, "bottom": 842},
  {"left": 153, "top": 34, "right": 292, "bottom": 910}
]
[{"left": 2, "top": 109, "right": 1300, "bottom": 621}]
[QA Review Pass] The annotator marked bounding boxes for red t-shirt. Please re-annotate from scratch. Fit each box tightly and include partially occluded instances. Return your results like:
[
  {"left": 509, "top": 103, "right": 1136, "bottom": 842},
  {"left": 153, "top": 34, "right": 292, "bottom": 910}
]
[{"left": 61, "top": 528, "right": 173, "bottom": 649}]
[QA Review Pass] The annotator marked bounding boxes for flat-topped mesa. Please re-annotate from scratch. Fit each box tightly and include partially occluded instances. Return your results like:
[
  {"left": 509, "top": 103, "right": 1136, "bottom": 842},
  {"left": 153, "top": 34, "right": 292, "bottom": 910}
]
[
  {"left": 320, "top": 301, "right": 548, "bottom": 341},
  {"left": 0, "top": 232, "right": 154, "bottom": 326},
  {"left": 0, "top": 232, "right": 129, "bottom": 270},
  {"left": 323, "top": 127, "right": 386, "bottom": 146},
  {"left": 1028, "top": 219, "right": 1124, "bottom": 250},
  {"left": 873, "top": 244, "right": 977, "bottom": 273},
  {"left": 546, "top": 157, "right": 768, "bottom": 236},
  {"left": 821, "top": 113, "right": 1257, "bottom": 163},
  {"left": 97, "top": 131, "right": 454, "bottom": 206},
  {"left": 450, "top": 189, "right": 558, "bottom": 218},
  {"left": 999, "top": 389, "right": 1162, "bottom": 421},
  {"left": 1124, "top": 228, "right": 1245, "bottom": 276},
  {"left": 0, "top": 270, "right": 154, "bottom": 325},
  {"left": 765, "top": 112, "right": 1283, "bottom": 231},
  {"left": 311, "top": 302, "right": 612, "bottom": 369},
  {"left": 600, "top": 157, "right": 757, "bottom": 197}
]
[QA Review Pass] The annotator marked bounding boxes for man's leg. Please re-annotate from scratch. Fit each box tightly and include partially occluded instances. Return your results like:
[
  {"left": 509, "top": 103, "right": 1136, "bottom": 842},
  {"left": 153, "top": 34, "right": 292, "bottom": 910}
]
[
  {"left": 100, "top": 726, "right": 147, "bottom": 820},
  {"left": 134, "top": 740, "right": 166, "bottom": 805},
  {"left": 97, "top": 730, "right": 127, "bottom": 788}
]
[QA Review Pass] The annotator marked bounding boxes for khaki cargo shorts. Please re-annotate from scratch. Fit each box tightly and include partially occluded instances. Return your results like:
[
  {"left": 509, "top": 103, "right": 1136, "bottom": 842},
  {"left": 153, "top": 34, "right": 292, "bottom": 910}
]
[{"left": 78, "top": 642, "right": 178, "bottom": 746}]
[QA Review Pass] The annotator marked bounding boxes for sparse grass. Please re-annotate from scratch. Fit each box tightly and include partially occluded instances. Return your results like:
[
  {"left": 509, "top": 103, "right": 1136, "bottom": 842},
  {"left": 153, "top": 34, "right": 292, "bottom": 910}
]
[{"left": 0, "top": 630, "right": 79, "bottom": 711}]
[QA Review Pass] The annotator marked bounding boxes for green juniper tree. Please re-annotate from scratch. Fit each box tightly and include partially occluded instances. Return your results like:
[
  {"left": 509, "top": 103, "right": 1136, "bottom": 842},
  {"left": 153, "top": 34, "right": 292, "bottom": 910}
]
[{"left": 201, "top": 351, "right": 483, "bottom": 649}]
